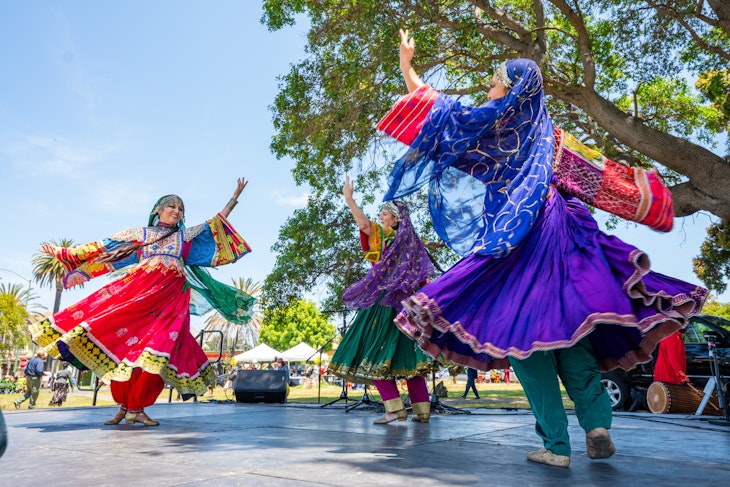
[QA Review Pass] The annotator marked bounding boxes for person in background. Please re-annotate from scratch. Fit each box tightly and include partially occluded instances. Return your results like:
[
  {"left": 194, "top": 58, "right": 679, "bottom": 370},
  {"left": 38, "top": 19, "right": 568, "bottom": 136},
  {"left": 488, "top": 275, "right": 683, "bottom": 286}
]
[
  {"left": 224, "top": 367, "right": 238, "bottom": 392},
  {"left": 15, "top": 375, "right": 26, "bottom": 394},
  {"left": 461, "top": 367, "right": 480, "bottom": 399},
  {"left": 276, "top": 358, "right": 289, "bottom": 376},
  {"left": 49, "top": 363, "right": 73, "bottom": 406},
  {"left": 653, "top": 331, "right": 690, "bottom": 385},
  {"left": 503, "top": 368, "right": 511, "bottom": 384},
  {"left": 14, "top": 350, "right": 46, "bottom": 410}
]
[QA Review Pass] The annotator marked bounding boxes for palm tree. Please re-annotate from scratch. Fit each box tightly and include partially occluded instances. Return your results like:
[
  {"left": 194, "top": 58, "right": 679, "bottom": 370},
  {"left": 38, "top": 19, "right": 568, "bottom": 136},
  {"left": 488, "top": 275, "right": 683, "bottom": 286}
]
[
  {"left": 31, "top": 238, "right": 82, "bottom": 313},
  {"left": 202, "top": 277, "right": 263, "bottom": 358},
  {"left": 0, "top": 282, "right": 46, "bottom": 318}
]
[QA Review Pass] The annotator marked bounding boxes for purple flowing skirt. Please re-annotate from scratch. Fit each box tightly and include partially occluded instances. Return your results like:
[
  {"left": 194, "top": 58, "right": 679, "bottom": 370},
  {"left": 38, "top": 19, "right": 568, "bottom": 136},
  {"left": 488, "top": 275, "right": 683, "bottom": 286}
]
[{"left": 395, "top": 191, "right": 707, "bottom": 372}]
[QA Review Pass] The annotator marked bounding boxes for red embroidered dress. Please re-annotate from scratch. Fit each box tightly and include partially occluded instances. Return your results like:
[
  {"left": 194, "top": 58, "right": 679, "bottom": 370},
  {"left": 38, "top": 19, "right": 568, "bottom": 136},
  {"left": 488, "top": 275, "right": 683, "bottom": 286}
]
[{"left": 30, "top": 213, "right": 251, "bottom": 395}]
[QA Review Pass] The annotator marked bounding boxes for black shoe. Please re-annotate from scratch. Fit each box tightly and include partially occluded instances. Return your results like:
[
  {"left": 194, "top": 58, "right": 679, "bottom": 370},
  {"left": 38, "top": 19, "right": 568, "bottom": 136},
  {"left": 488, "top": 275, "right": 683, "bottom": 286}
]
[
  {"left": 460, "top": 395, "right": 467, "bottom": 399},
  {"left": 475, "top": 396, "right": 481, "bottom": 399}
]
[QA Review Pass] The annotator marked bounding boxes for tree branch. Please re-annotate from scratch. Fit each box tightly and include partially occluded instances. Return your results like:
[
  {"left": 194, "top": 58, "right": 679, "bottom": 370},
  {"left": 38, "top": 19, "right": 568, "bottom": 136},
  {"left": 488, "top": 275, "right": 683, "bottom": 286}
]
[
  {"left": 648, "top": 1, "right": 730, "bottom": 61},
  {"left": 550, "top": 0, "right": 596, "bottom": 88}
]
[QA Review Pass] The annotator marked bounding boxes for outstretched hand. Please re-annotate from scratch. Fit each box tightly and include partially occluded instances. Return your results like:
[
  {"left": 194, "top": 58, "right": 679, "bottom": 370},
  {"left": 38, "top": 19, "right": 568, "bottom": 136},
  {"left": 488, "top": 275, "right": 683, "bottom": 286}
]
[
  {"left": 399, "top": 28, "right": 415, "bottom": 67},
  {"left": 232, "top": 177, "right": 248, "bottom": 199},
  {"left": 343, "top": 175, "right": 370, "bottom": 235},
  {"left": 40, "top": 242, "right": 56, "bottom": 256},
  {"left": 221, "top": 177, "right": 248, "bottom": 217},
  {"left": 343, "top": 175, "right": 355, "bottom": 201}
]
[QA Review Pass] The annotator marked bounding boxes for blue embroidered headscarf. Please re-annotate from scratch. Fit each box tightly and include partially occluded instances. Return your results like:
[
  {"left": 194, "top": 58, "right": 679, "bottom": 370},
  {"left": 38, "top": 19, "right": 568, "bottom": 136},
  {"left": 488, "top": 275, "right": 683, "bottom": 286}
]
[{"left": 383, "top": 59, "right": 554, "bottom": 257}]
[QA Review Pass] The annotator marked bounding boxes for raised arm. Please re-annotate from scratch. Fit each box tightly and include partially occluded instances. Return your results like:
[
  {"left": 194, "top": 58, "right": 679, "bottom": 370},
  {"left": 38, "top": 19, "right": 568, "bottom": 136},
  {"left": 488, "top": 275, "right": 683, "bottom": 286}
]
[
  {"left": 221, "top": 177, "right": 248, "bottom": 219},
  {"left": 399, "top": 29, "right": 425, "bottom": 93},
  {"left": 344, "top": 175, "right": 371, "bottom": 236}
]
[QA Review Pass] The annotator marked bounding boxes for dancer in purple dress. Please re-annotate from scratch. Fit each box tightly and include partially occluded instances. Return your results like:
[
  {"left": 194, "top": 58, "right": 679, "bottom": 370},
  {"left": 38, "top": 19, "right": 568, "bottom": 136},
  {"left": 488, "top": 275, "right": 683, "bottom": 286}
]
[{"left": 377, "top": 29, "right": 707, "bottom": 467}]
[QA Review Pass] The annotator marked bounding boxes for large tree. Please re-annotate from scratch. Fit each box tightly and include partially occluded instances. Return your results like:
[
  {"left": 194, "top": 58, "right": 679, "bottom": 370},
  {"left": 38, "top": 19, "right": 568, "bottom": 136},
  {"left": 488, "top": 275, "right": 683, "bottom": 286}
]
[
  {"left": 0, "top": 293, "right": 29, "bottom": 356},
  {"left": 258, "top": 299, "right": 336, "bottom": 352},
  {"left": 0, "top": 283, "right": 45, "bottom": 319},
  {"left": 261, "top": 0, "right": 730, "bottom": 302}
]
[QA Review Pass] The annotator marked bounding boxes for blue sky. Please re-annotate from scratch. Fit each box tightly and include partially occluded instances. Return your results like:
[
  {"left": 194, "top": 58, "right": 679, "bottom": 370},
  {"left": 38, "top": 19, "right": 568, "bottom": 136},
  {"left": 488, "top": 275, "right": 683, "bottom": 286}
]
[
  {"left": 0, "top": 2, "right": 313, "bottom": 320},
  {"left": 0, "top": 2, "right": 727, "bottom": 327}
]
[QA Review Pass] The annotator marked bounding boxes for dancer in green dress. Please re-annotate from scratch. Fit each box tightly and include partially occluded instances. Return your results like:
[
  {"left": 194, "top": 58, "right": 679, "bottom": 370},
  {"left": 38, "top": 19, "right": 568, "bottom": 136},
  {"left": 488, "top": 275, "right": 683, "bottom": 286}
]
[{"left": 328, "top": 176, "right": 434, "bottom": 424}]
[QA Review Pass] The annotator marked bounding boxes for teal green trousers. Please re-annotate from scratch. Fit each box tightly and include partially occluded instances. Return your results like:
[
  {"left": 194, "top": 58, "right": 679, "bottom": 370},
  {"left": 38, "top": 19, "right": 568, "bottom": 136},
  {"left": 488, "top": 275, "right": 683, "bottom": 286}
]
[{"left": 509, "top": 338, "right": 613, "bottom": 457}]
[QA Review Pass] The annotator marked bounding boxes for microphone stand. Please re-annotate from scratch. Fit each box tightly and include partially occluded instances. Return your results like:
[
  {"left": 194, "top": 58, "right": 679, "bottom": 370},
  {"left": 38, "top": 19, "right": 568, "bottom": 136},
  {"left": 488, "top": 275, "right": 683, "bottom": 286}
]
[
  {"left": 320, "top": 311, "right": 351, "bottom": 408},
  {"left": 704, "top": 334, "right": 730, "bottom": 426},
  {"left": 345, "top": 384, "right": 383, "bottom": 413},
  {"left": 427, "top": 364, "right": 469, "bottom": 415}
]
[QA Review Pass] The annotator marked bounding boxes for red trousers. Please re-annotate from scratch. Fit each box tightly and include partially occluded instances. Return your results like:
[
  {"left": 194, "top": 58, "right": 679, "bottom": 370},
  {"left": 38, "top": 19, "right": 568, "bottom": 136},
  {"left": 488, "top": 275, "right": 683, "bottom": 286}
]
[{"left": 110, "top": 368, "right": 165, "bottom": 412}]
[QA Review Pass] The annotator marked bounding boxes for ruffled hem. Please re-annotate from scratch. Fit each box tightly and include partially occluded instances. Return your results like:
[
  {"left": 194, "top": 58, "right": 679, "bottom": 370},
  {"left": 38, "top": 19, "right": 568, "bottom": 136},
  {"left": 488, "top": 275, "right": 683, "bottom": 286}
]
[
  {"left": 396, "top": 284, "right": 704, "bottom": 372},
  {"left": 393, "top": 193, "right": 707, "bottom": 373},
  {"left": 328, "top": 360, "right": 433, "bottom": 384},
  {"left": 328, "top": 296, "right": 434, "bottom": 383},
  {"left": 30, "top": 317, "right": 215, "bottom": 396}
]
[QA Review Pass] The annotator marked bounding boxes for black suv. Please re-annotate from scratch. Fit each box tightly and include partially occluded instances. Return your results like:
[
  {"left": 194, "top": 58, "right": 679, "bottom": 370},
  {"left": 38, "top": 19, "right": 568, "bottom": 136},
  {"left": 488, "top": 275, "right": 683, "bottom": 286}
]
[{"left": 601, "top": 314, "right": 730, "bottom": 410}]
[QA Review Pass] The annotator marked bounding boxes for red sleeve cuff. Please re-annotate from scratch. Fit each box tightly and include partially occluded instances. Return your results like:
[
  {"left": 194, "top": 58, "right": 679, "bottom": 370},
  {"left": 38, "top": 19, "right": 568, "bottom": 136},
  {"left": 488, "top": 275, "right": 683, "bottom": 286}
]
[{"left": 376, "top": 85, "right": 439, "bottom": 146}]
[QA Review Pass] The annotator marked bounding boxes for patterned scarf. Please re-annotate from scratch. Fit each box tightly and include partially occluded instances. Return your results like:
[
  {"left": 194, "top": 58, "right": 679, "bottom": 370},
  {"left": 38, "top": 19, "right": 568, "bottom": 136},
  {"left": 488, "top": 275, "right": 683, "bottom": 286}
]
[
  {"left": 146, "top": 194, "right": 256, "bottom": 324},
  {"left": 384, "top": 59, "right": 554, "bottom": 258},
  {"left": 342, "top": 201, "right": 435, "bottom": 312}
]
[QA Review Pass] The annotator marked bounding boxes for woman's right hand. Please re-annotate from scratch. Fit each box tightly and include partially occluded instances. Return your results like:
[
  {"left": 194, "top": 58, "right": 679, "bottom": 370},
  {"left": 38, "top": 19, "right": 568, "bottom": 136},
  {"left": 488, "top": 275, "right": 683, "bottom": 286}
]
[
  {"left": 40, "top": 242, "right": 56, "bottom": 256},
  {"left": 343, "top": 175, "right": 355, "bottom": 201},
  {"left": 399, "top": 29, "right": 415, "bottom": 68},
  {"left": 343, "top": 175, "right": 370, "bottom": 235},
  {"left": 398, "top": 28, "right": 423, "bottom": 93}
]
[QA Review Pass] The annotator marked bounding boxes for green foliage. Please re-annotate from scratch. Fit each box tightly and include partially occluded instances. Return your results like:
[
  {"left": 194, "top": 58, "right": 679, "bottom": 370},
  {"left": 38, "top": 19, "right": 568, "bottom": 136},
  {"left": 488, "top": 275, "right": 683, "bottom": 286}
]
[
  {"left": 696, "top": 70, "right": 730, "bottom": 151},
  {"left": 260, "top": 0, "right": 730, "bottom": 300},
  {"left": 614, "top": 77, "right": 723, "bottom": 146},
  {"left": 694, "top": 220, "right": 730, "bottom": 294},
  {"left": 0, "top": 293, "right": 29, "bottom": 353},
  {"left": 701, "top": 297, "right": 730, "bottom": 320},
  {"left": 259, "top": 299, "right": 336, "bottom": 352},
  {"left": 0, "top": 283, "right": 45, "bottom": 318},
  {"left": 261, "top": 195, "right": 365, "bottom": 310}
]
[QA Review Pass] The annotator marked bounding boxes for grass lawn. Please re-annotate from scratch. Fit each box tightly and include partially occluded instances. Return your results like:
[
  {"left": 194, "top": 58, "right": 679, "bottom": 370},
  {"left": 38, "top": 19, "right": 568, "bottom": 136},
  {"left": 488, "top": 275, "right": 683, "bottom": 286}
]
[
  {"left": 1, "top": 389, "right": 117, "bottom": 410},
  {"left": 1, "top": 379, "right": 575, "bottom": 412}
]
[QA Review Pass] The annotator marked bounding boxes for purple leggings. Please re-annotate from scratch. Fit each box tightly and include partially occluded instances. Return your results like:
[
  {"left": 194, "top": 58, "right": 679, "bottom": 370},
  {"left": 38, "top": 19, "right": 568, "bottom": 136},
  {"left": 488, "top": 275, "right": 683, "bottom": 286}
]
[{"left": 373, "top": 376, "right": 429, "bottom": 403}]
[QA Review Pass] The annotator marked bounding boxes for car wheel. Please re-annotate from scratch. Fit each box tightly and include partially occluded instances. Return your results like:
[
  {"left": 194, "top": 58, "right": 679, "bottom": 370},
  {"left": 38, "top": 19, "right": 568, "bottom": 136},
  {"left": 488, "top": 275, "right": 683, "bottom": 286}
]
[{"left": 601, "top": 372, "right": 629, "bottom": 411}]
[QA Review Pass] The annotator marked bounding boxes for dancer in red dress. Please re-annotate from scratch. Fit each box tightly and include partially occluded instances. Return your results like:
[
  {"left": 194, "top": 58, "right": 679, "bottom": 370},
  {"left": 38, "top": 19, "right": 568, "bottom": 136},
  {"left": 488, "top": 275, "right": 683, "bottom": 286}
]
[{"left": 31, "top": 178, "right": 255, "bottom": 426}]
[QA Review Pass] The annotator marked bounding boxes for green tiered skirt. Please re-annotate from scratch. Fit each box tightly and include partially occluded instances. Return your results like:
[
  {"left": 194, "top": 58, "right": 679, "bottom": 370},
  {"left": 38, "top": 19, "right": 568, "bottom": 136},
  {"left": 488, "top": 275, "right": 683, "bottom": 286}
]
[{"left": 328, "top": 297, "right": 432, "bottom": 384}]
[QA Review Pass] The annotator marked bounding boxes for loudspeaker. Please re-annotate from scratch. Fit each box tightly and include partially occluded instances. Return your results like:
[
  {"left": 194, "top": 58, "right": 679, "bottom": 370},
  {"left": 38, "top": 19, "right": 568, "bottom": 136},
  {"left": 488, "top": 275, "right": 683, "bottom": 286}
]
[{"left": 233, "top": 370, "right": 288, "bottom": 403}]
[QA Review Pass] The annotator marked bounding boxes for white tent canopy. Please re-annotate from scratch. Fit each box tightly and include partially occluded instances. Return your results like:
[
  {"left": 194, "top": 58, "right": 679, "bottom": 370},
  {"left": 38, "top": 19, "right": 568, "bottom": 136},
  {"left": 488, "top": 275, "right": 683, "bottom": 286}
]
[
  {"left": 279, "top": 342, "right": 319, "bottom": 362},
  {"left": 232, "top": 343, "right": 281, "bottom": 363}
]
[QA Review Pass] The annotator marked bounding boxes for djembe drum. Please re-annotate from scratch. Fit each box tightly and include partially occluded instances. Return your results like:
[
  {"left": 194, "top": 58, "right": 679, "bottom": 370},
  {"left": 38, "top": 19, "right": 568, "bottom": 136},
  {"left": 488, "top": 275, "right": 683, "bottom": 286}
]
[{"left": 647, "top": 381, "right": 721, "bottom": 415}]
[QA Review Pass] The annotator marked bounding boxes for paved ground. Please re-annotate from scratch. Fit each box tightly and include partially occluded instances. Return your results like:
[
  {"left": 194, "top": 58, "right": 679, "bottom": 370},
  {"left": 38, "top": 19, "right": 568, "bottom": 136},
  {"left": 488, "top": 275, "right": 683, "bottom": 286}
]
[{"left": 2, "top": 398, "right": 729, "bottom": 486}]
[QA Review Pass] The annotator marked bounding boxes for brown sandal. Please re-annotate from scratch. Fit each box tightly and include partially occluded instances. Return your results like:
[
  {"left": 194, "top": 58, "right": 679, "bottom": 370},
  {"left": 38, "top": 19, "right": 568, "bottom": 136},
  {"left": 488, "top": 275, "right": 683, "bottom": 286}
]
[
  {"left": 125, "top": 410, "right": 160, "bottom": 426},
  {"left": 104, "top": 408, "right": 127, "bottom": 425},
  {"left": 373, "top": 409, "right": 408, "bottom": 424}
]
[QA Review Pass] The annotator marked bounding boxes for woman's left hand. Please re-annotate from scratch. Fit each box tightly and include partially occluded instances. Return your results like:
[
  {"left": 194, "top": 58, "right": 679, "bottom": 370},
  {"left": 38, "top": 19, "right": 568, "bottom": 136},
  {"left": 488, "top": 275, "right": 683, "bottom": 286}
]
[
  {"left": 221, "top": 177, "right": 248, "bottom": 217},
  {"left": 232, "top": 177, "right": 248, "bottom": 199}
]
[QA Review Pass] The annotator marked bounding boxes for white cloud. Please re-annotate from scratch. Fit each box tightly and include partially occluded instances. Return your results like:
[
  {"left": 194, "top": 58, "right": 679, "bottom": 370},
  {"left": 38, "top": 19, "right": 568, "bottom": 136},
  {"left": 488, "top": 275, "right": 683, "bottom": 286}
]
[
  {"left": 90, "top": 180, "right": 158, "bottom": 217},
  {"left": 271, "top": 190, "right": 309, "bottom": 207},
  {"left": 6, "top": 133, "right": 99, "bottom": 175}
]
